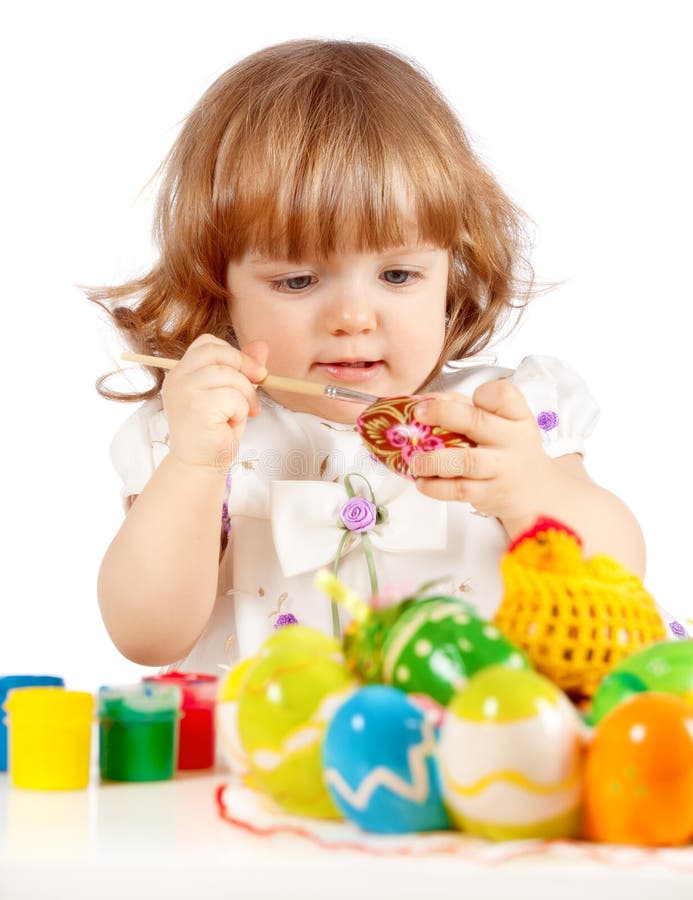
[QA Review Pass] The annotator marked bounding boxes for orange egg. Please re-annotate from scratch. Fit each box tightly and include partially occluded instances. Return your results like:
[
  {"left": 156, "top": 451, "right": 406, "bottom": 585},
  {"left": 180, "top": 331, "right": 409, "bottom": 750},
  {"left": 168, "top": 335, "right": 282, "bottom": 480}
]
[{"left": 583, "top": 692, "right": 693, "bottom": 845}]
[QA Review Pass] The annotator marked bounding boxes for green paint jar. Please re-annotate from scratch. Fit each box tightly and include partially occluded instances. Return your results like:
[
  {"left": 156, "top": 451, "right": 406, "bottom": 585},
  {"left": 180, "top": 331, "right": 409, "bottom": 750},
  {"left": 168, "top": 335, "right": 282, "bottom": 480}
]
[{"left": 98, "top": 683, "right": 181, "bottom": 782}]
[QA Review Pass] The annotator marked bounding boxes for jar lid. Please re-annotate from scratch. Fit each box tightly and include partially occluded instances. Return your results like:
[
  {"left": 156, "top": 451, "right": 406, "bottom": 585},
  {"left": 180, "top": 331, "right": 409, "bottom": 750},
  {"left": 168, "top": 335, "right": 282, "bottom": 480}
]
[
  {"left": 98, "top": 683, "right": 182, "bottom": 721},
  {"left": 4, "top": 687, "right": 93, "bottom": 720},
  {"left": 143, "top": 671, "right": 218, "bottom": 707},
  {"left": 0, "top": 675, "right": 64, "bottom": 697}
]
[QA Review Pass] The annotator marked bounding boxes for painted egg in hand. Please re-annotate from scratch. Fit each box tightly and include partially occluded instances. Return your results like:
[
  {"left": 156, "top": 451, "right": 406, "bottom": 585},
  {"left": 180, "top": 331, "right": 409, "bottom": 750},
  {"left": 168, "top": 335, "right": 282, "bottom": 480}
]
[
  {"left": 357, "top": 395, "right": 475, "bottom": 479},
  {"left": 583, "top": 692, "right": 693, "bottom": 845},
  {"left": 381, "top": 596, "right": 529, "bottom": 706},
  {"left": 589, "top": 639, "right": 693, "bottom": 725},
  {"left": 438, "top": 666, "right": 584, "bottom": 840},
  {"left": 237, "top": 626, "right": 355, "bottom": 818},
  {"left": 323, "top": 685, "right": 450, "bottom": 833}
]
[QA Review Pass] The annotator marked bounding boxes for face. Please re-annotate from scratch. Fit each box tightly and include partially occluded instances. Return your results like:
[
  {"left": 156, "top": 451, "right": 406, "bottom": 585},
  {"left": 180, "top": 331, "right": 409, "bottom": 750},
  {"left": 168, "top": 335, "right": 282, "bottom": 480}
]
[{"left": 226, "top": 235, "right": 449, "bottom": 423}]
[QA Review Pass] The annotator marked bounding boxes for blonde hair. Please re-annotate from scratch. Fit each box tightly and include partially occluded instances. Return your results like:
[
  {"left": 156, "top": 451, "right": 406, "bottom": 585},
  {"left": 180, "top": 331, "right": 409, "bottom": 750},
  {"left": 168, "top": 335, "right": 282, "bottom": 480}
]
[{"left": 90, "top": 38, "right": 550, "bottom": 402}]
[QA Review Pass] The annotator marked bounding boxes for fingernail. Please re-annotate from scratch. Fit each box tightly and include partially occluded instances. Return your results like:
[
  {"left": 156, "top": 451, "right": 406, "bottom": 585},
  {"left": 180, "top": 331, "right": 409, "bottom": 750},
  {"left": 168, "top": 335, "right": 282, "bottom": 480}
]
[{"left": 413, "top": 401, "right": 429, "bottom": 420}]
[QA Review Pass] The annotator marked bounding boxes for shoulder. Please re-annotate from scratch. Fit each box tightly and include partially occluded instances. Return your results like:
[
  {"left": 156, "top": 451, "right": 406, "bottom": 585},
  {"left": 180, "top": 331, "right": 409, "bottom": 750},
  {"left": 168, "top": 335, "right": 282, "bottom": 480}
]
[
  {"left": 110, "top": 395, "right": 168, "bottom": 460},
  {"left": 109, "top": 396, "right": 169, "bottom": 508}
]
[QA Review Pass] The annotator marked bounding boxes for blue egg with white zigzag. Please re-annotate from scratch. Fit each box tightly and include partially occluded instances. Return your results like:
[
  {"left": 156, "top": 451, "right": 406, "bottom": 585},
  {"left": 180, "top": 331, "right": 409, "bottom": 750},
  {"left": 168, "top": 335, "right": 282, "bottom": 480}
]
[{"left": 322, "top": 684, "right": 450, "bottom": 833}]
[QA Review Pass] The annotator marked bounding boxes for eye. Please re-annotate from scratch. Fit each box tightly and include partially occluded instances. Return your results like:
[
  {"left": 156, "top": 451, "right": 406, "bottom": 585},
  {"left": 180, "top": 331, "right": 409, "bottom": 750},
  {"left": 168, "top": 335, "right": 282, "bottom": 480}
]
[
  {"left": 270, "top": 275, "right": 315, "bottom": 292},
  {"left": 382, "top": 269, "right": 423, "bottom": 286}
]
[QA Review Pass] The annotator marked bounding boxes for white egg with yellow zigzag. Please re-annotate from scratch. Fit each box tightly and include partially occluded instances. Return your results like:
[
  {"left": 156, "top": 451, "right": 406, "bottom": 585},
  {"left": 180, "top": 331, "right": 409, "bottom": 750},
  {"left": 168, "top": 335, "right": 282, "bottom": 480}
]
[{"left": 437, "top": 666, "right": 586, "bottom": 840}]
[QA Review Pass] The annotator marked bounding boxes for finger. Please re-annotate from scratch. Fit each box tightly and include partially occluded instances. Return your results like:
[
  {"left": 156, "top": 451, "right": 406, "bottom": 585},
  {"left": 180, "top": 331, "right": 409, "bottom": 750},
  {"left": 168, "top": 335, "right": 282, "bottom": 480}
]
[
  {"left": 242, "top": 340, "right": 270, "bottom": 374},
  {"left": 189, "top": 365, "right": 261, "bottom": 414},
  {"left": 413, "top": 392, "right": 505, "bottom": 446},
  {"left": 198, "top": 385, "right": 252, "bottom": 426},
  {"left": 183, "top": 338, "right": 267, "bottom": 382},
  {"left": 472, "top": 378, "right": 531, "bottom": 421},
  {"left": 415, "top": 472, "right": 486, "bottom": 507},
  {"left": 409, "top": 447, "right": 498, "bottom": 480}
]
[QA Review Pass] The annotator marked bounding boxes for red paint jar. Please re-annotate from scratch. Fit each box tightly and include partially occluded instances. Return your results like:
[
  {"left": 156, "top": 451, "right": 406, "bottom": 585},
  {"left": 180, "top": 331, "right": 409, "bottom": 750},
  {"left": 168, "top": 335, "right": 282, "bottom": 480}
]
[{"left": 143, "top": 672, "right": 218, "bottom": 770}]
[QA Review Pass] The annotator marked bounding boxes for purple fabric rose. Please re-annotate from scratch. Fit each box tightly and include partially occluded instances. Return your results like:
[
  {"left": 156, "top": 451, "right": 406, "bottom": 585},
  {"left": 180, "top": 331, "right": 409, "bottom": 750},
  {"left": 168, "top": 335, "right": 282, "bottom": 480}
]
[
  {"left": 340, "top": 496, "right": 377, "bottom": 533},
  {"left": 537, "top": 410, "right": 559, "bottom": 432},
  {"left": 669, "top": 620, "right": 688, "bottom": 638}
]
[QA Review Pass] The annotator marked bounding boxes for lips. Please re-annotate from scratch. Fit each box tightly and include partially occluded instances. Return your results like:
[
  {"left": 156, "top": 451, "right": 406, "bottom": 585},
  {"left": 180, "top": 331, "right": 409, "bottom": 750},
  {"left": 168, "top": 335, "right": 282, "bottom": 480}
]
[
  {"left": 319, "top": 360, "right": 380, "bottom": 367},
  {"left": 315, "top": 360, "right": 385, "bottom": 383}
]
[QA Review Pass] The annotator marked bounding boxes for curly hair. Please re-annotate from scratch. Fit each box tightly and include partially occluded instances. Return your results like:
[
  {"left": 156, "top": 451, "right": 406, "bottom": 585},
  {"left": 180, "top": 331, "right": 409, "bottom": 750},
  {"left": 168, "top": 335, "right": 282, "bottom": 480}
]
[{"left": 89, "top": 38, "right": 553, "bottom": 403}]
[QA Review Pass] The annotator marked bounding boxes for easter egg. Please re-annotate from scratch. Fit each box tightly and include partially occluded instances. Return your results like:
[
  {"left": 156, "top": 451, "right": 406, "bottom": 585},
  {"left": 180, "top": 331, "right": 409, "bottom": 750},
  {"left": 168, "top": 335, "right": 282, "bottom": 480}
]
[
  {"left": 323, "top": 685, "right": 450, "bottom": 833},
  {"left": 260, "top": 623, "right": 343, "bottom": 658},
  {"left": 438, "top": 666, "right": 584, "bottom": 840},
  {"left": 583, "top": 693, "right": 693, "bottom": 845},
  {"left": 357, "top": 395, "right": 475, "bottom": 479},
  {"left": 217, "top": 657, "right": 256, "bottom": 777},
  {"left": 380, "top": 597, "right": 529, "bottom": 705},
  {"left": 237, "top": 626, "right": 355, "bottom": 818},
  {"left": 589, "top": 639, "right": 693, "bottom": 725}
]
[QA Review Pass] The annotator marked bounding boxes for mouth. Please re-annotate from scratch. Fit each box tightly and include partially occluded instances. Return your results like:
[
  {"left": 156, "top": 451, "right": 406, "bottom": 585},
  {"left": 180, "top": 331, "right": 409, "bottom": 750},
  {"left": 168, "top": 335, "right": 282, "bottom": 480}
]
[{"left": 314, "top": 359, "right": 385, "bottom": 382}]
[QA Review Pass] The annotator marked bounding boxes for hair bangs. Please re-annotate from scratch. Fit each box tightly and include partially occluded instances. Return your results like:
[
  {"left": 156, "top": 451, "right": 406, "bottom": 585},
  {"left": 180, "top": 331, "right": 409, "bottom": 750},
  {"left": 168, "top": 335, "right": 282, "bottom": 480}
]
[{"left": 214, "top": 64, "right": 464, "bottom": 262}]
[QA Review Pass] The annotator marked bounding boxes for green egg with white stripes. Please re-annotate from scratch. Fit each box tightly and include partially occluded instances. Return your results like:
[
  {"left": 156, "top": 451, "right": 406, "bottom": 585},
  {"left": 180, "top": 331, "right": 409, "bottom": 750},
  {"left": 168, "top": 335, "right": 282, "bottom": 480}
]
[{"left": 380, "top": 597, "right": 530, "bottom": 706}]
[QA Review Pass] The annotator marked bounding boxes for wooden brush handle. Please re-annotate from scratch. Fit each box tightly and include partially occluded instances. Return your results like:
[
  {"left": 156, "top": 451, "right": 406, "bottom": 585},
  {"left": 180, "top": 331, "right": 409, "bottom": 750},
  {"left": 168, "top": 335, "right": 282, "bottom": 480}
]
[{"left": 120, "top": 352, "right": 325, "bottom": 397}]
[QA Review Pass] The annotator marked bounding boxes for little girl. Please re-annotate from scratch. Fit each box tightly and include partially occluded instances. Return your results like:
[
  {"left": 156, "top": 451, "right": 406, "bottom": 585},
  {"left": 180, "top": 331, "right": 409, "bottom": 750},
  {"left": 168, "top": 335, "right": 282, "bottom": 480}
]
[{"left": 93, "top": 38, "right": 649, "bottom": 674}]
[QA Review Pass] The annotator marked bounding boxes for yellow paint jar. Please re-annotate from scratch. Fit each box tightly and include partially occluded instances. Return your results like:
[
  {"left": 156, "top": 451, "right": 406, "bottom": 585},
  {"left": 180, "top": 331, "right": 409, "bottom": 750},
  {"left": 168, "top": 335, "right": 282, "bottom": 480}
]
[{"left": 4, "top": 687, "right": 94, "bottom": 790}]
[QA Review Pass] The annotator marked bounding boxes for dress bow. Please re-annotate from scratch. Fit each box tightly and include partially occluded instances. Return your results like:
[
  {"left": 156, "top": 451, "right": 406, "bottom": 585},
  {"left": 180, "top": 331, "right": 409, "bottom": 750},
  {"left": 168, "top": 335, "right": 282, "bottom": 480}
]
[{"left": 270, "top": 478, "right": 448, "bottom": 578}]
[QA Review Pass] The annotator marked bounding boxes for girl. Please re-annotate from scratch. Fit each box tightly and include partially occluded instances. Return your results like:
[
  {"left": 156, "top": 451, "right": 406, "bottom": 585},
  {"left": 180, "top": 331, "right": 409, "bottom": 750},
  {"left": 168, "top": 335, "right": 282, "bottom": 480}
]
[{"left": 93, "top": 38, "right": 648, "bottom": 673}]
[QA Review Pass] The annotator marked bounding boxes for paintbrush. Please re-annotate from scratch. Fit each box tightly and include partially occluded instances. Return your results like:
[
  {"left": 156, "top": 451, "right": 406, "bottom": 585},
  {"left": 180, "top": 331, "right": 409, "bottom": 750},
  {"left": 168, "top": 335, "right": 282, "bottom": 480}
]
[{"left": 120, "top": 352, "right": 380, "bottom": 404}]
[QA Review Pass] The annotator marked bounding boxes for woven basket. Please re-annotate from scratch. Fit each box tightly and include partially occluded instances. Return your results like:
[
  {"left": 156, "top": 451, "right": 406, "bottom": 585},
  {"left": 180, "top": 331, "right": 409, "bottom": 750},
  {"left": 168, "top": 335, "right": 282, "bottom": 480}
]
[{"left": 493, "top": 521, "right": 666, "bottom": 698}]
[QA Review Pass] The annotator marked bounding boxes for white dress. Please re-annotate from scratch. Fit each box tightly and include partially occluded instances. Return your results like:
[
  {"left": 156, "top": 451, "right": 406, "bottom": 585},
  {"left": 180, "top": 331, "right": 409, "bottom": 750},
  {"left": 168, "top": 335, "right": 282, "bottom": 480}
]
[{"left": 110, "top": 354, "right": 604, "bottom": 673}]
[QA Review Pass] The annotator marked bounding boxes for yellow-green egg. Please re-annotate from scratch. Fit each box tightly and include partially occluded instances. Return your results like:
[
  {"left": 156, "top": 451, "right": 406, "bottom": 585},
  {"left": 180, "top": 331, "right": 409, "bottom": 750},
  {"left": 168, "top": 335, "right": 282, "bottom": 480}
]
[
  {"left": 217, "top": 657, "right": 256, "bottom": 777},
  {"left": 438, "top": 666, "right": 585, "bottom": 839},
  {"left": 259, "top": 624, "right": 342, "bottom": 659},
  {"left": 238, "top": 627, "right": 355, "bottom": 818}
]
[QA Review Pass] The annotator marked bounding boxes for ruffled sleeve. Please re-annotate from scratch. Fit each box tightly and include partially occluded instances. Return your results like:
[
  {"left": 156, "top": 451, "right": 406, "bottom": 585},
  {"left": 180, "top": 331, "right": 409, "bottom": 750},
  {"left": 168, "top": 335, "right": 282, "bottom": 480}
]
[
  {"left": 109, "top": 396, "right": 170, "bottom": 512},
  {"left": 505, "top": 355, "right": 600, "bottom": 459}
]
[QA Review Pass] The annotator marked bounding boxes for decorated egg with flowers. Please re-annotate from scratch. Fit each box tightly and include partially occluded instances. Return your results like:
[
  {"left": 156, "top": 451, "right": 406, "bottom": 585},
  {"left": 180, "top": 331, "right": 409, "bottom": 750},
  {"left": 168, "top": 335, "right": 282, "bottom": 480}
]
[
  {"left": 438, "top": 666, "right": 585, "bottom": 840},
  {"left": 315, "top": 571, "right": 529, "bottom": 706},
  {"left": 357, "top": 395, "right": 475, "bottom": 479},
  {"left": 588, "top": 639, "right": 693, "bottom": 725},
  {"left": 583, "top": 692, "right": 693, "bottom": 845},
  {"left": 237, "top": 625, "right": 355, "bottom": 818},
  {"left": 322, "top": 685, "right": 450, "bottom": 833}
]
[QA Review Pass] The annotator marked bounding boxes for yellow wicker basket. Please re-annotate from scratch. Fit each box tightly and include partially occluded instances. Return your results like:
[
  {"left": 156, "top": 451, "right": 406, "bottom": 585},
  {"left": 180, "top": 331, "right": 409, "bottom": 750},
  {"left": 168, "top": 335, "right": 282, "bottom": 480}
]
[{"left": 493, "top": 518, "right": 666, "bottom": 699}]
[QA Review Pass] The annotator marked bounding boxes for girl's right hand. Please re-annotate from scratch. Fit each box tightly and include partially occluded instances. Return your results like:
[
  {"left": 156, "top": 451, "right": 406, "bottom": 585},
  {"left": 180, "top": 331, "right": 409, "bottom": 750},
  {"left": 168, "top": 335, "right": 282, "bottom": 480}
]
[{"left": 161, "top": 334, "right": 269, "bottom": 472}]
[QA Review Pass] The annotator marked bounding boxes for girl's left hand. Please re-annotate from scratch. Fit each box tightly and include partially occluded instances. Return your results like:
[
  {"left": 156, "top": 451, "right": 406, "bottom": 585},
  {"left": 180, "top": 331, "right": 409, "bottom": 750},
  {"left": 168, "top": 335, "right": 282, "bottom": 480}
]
[{"left": 409, "top": 379, "right": 557, "bottom": 521}]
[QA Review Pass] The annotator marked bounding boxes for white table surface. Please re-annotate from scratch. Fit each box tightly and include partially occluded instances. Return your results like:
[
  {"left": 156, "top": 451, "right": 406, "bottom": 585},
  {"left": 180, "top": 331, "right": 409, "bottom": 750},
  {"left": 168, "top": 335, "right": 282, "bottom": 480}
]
[{"left": 1, "top": 760, "right": 692, "bottom": 900}]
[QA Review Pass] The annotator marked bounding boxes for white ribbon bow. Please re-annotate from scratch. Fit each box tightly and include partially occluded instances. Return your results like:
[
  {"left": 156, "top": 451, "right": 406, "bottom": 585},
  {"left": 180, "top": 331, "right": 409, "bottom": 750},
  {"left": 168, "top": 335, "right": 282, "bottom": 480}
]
[{"left": 270, "top": 478, "right": 448, "bottom": 578}]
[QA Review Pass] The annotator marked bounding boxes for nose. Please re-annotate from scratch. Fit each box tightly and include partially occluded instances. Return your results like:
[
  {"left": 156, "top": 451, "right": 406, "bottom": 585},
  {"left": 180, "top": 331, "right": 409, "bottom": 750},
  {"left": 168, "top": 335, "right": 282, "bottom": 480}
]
[{"left": 324, "top": 294, "right": 378, "bottom": 336}]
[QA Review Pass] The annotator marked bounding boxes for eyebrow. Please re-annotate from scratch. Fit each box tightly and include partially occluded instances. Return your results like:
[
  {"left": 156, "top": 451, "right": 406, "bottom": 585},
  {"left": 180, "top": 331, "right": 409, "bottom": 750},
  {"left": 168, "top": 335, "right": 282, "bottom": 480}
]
[{"left": 246, "top": 247, "right": 438, "bottom": 266}]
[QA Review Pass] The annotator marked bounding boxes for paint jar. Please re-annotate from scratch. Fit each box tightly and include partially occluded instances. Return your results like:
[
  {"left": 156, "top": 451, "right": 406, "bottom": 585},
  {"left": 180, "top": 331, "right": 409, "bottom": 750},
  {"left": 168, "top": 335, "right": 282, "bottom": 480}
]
[
  {"left": 98, "top": 683, "right": 181, "bottom": 782},
  {"left": 144, "top": 671, "right": 218, "bottom": 769},
  {"left": 4, "top": 687, "right": 94, "bottom": 790},
  {"left": 0, "top": 675, "right": 64, "bottom": 772}
]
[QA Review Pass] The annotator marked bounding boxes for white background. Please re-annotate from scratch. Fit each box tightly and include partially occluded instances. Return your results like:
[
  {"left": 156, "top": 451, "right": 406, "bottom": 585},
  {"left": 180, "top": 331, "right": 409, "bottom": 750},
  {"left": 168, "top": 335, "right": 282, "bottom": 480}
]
[{"left": 1, "top": 0, "right": 690, "bottom": 693}]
